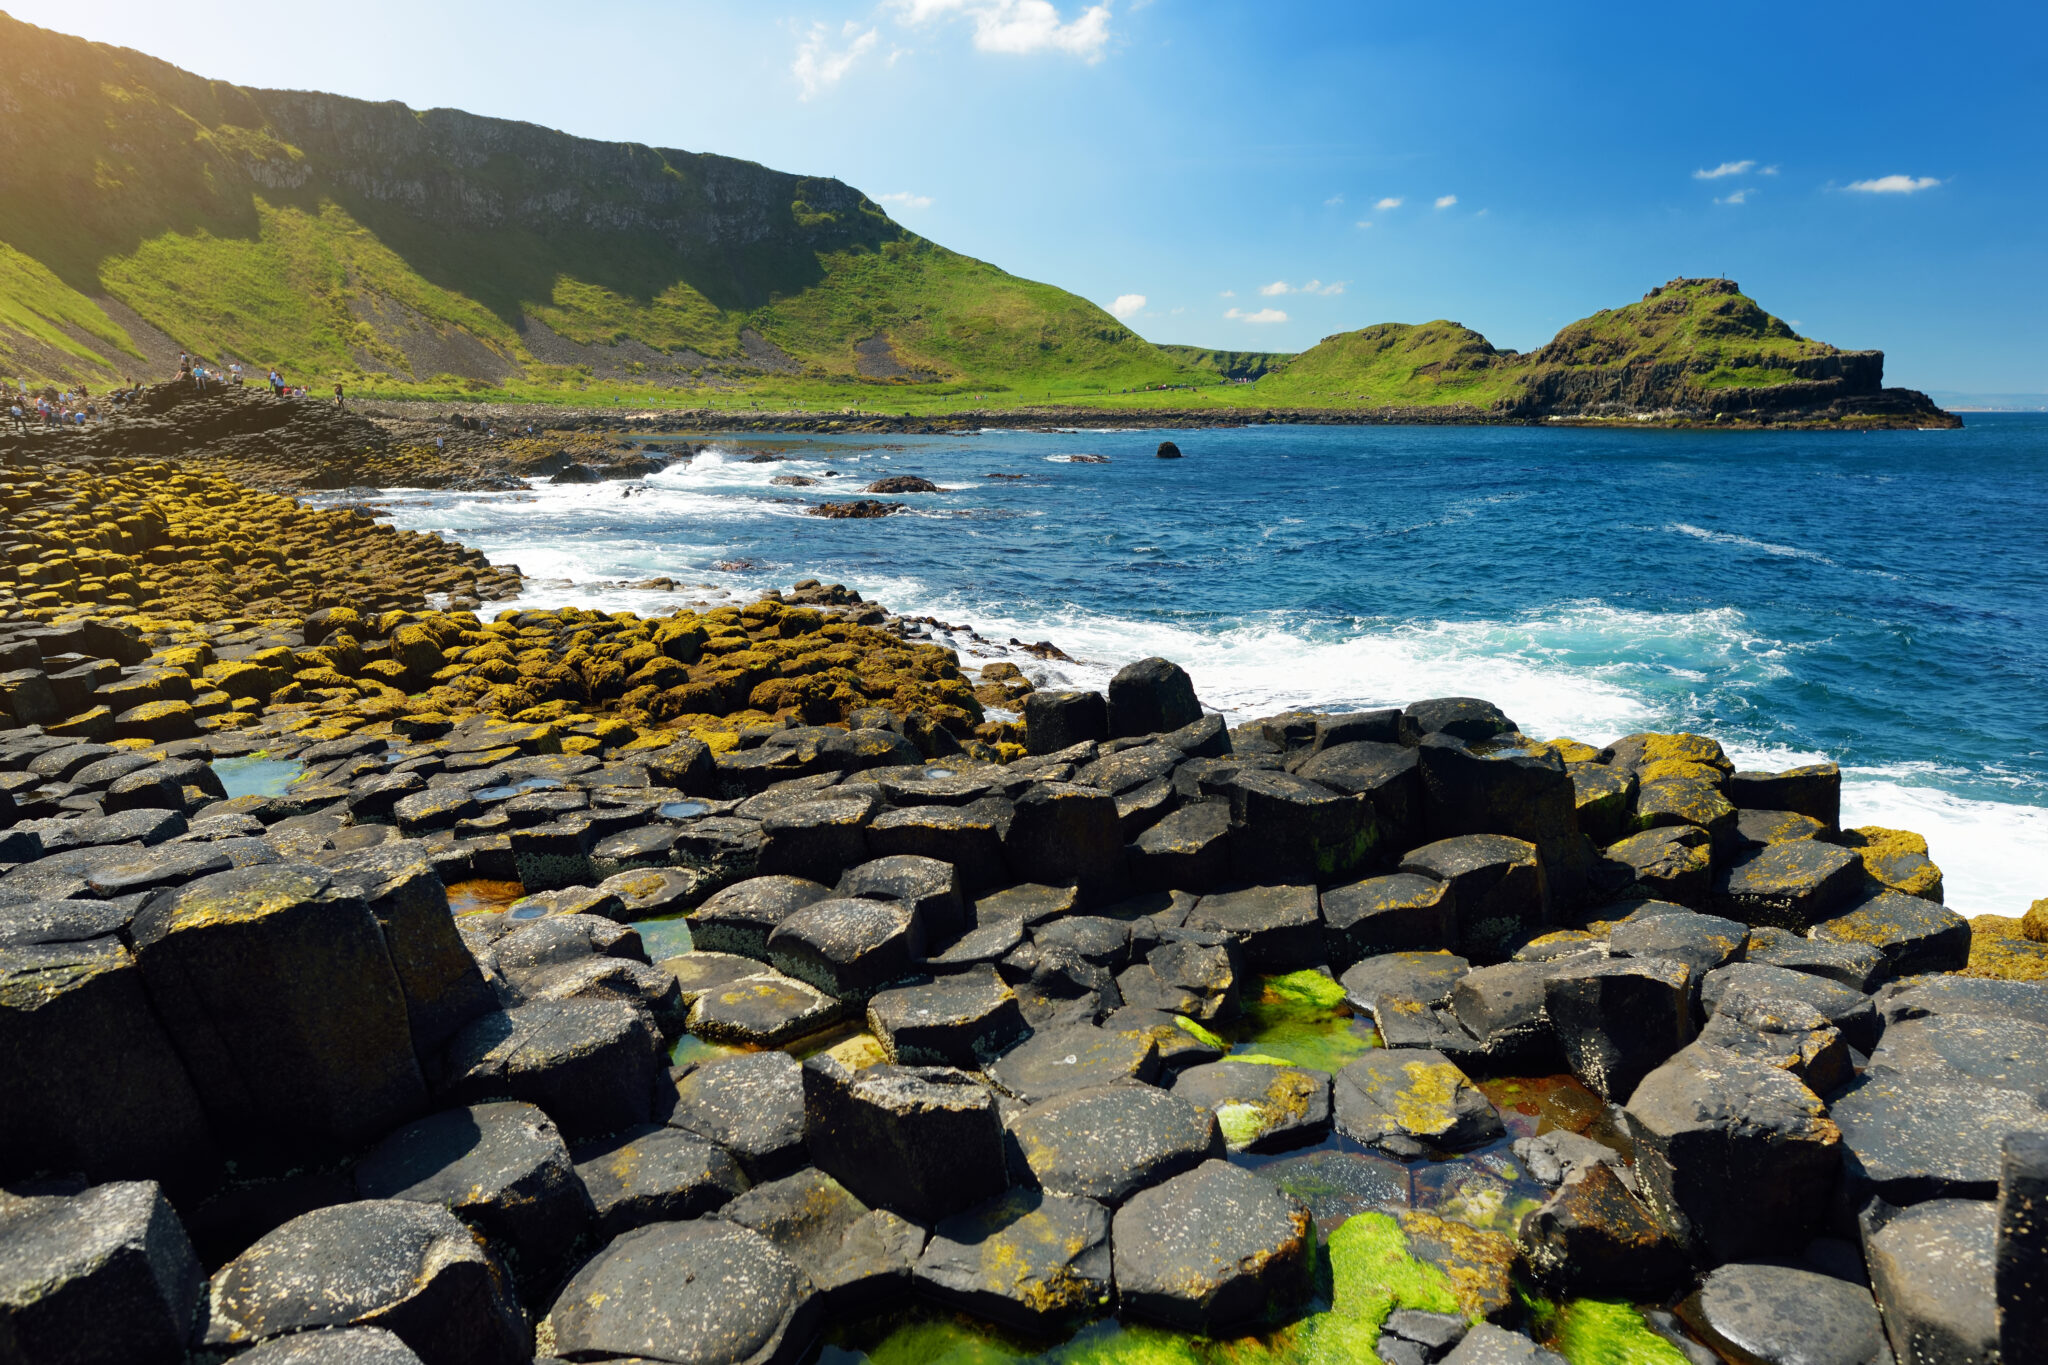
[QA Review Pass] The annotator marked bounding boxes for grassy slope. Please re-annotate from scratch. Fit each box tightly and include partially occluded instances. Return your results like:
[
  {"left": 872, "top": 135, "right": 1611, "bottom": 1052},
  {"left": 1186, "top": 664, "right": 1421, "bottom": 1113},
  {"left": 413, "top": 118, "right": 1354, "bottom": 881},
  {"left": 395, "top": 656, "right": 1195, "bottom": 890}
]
[
  {"left": 0, "top": 14, "right": 1200, "bottom": 403},
  {"left": 0, "top": 17, "right": 1883, "bottom": 417}
]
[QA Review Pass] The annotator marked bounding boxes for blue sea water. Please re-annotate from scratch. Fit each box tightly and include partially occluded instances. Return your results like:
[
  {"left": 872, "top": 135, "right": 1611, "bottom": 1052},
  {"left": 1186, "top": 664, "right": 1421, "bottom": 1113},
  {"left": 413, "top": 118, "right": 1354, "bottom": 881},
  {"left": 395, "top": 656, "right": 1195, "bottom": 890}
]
[{"left": 357, "top": 414, "right": 2048, "bottom": 914}]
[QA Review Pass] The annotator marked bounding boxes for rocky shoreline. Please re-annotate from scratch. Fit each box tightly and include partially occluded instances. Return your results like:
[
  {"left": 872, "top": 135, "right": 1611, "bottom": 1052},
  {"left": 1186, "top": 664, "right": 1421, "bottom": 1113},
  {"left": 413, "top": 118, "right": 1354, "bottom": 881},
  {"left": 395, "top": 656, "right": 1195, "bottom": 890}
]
[{"left": 0, "top": 403, "right": 2041, "bottom": 1365}]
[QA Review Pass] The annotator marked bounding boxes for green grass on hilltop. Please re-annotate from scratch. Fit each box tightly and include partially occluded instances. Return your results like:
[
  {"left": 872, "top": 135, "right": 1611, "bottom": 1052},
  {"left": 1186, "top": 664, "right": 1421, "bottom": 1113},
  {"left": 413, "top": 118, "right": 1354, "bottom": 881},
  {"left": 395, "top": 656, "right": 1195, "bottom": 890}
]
[{"left": 0, "top": 15, "right": 1896, "bottom": 420}]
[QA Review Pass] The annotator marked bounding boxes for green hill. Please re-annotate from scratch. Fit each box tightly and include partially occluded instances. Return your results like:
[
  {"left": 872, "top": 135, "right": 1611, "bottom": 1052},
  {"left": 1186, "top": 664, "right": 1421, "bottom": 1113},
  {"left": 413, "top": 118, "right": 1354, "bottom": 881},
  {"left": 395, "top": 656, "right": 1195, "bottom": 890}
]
[
  {"left": 0, "top": 13, "right": 1196, "bottom": 403},
  {"left": 1230, "top": 278, "right": 1947, "bottom": 424}
]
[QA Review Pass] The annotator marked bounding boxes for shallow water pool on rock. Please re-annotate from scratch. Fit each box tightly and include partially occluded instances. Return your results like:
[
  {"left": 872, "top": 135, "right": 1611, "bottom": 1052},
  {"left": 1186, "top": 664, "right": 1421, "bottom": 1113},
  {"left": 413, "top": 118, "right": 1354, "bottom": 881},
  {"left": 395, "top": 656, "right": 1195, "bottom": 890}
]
[
  {"left": 1218, "top": 970, "right": 1382, "bottom": 1074},
  {"left": 208, "top": 754, "right": 304, "bottom": 798}
]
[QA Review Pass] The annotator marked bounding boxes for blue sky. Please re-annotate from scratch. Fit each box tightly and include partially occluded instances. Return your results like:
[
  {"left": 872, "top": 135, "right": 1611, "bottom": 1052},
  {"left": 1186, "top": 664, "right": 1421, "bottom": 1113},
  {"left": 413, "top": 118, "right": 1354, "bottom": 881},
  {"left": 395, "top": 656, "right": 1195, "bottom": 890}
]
[{"left": 20, "top": 0, "right": 2047, "bottom": 392}]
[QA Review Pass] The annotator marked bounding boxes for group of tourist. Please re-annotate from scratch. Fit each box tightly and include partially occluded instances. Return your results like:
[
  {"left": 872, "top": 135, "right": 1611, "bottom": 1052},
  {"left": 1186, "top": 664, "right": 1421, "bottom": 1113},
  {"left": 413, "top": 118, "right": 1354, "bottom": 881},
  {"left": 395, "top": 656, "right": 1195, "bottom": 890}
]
[{"left": 4, "top": 379, "right": 118, "bottom": 431}]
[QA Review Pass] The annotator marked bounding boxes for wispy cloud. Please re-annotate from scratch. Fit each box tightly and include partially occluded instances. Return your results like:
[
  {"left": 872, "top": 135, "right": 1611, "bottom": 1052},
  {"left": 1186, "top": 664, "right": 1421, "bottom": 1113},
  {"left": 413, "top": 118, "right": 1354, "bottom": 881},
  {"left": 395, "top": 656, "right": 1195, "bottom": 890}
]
[
  {"left": 1434, "top": 194, "right": 1458, "bottom": 209},
  {"left": 1226, "top": 307, "right": 1288, "bottom": 324},
  {"left": 1108, "top": 293, "right": 1146, "bottom": 319},
  {"left": 793, "top": 21, "right": 879, "bottom": 98},
  {"left": 1257, "top": 280, "right": 1345, "bottom": 298},
  {"left": 1715, "top": 189, "right": 1750, "bottom": 205},
  {"left": 1355, "top": 220, "right": 1373, "bottom": 229},
  {"left": 1219, "top": 289, "right": 1236, "bottom": 298},
  {"left": 875, "top": 191, "right": 934, "bottom": 210},
  {"left": 1694, "top": 159, "right": 1756, "bottom": 180},
  {"left": 1324, "top": 193, "right": 1345, "bottom": 206},
  {"left": 1374, "top": 196, "right": 1403, "bottom": 210},
  {"left": 890, "top": 0, "right": 1112, "bottom": 60},
  {"left": 1844, "top": 174, "right": 1943, "bottom": 194}
]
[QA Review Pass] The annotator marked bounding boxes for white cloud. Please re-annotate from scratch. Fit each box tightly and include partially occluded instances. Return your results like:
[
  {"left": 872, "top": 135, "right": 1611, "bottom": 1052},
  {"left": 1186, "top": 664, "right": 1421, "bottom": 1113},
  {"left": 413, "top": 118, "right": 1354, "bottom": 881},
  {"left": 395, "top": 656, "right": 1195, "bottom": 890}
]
[
  {"left": 1108, "top": 293, "right": 1146, "bottom": 319},
  {"left": 1761, "top": 165, "right": 1780, "bottom": 175},
  {"left": 890, "top": 0, "right": 1112, "bottom": 60},
  {"left": 1324, "top": 194, "right": 1345, "bottom": 206},
  {"left": 1715, "top": 189, "right": 1750, "bottom": 205},
  {"left": 1219, "top": 289, "right": 1236, "bottom": 298},
  {"left": 1226, "top": 307, "right": 1288, "bottom": 324},
  {"left": 1259, "top": 280, "right": 1292, "bottom": 296},
  {"left": 793, "top": 21, "right": 878, "bottom": 98},
  {"left": 1434, "top": 194, "right": 1458, "bottom": 209},
  {"left": 1845, "top": 174, "right": 1943, "bottom": 194},
  {"left": 1355, "top": 220, "right": 1373, "bottom": 229},
  {"left": 1374, "top": 196, "right": 1403, "bottom": 210},
  {"left": 1694, "top": 159, "right": 1756, "bottom": 180},
  {"left": 875, "top": 191, "right": 934, "bottom": 210}
]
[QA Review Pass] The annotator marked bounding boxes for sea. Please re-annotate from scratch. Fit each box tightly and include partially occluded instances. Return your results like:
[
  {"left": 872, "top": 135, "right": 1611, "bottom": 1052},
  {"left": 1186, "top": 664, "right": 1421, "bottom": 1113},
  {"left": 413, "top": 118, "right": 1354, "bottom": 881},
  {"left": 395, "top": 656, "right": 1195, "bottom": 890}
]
[{"left": 350, "top": 414, "right": 2048, "bottom": 916}]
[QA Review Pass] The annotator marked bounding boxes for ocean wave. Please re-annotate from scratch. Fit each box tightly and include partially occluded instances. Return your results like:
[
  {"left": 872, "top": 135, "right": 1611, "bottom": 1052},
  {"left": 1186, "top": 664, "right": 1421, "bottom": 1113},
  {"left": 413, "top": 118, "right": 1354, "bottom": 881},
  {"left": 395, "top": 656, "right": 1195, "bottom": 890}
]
[{"left": 1666, "top": 522, "right": 1834, "bottom": 564}]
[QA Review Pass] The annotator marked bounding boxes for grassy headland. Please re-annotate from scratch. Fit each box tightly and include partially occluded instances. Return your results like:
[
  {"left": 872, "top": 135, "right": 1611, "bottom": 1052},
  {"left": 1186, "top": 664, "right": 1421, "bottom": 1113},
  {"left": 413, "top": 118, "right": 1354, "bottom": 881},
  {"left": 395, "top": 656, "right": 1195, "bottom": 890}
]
[{"left": 0, "top": 15, "right": 1951, "bottom": 426}]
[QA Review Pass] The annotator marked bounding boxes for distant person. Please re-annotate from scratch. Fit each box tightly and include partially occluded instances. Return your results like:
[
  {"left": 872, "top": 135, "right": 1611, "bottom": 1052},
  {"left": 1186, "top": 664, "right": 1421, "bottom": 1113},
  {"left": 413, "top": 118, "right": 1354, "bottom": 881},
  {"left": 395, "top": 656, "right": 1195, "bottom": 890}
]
[
  {"left": 334, "top": 383, "right": 344, "bottom": 407},
  {"left": 230, "top": 363, "right": 243, "bottom": 385},
  {"left": 8, "top": 403, "right": 24, "bottom": 433}
]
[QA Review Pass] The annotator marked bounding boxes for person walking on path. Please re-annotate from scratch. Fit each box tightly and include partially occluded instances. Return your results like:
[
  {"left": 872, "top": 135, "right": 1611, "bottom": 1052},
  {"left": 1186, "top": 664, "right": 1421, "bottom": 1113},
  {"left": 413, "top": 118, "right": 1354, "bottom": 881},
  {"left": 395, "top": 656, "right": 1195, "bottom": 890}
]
[{"left": 334, "top": 382, "right": 344, "bottom": 408}]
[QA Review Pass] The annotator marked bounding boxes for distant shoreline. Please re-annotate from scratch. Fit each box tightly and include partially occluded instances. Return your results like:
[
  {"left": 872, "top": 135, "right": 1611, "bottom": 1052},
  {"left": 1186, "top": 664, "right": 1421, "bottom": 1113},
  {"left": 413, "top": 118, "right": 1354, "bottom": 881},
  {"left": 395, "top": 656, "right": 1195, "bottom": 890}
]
[{"left": 359, "top": 399, "right": 1963, "bottom": 435}]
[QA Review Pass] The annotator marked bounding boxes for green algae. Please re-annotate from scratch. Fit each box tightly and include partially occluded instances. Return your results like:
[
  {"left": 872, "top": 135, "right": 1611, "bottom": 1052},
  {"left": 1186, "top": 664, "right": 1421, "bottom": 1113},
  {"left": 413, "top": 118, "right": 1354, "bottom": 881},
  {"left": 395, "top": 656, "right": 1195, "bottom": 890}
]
[
  {"left": 1173, "top": 1014, "right": 1228, "bottom": 1050},
  {"left": 1219, "top": 974, "right": 1381, "bottom": 1075},
  {"left": 668, "top": 1033, "right": 743, "bottom": 1069},
  {"left": 1524, "top": 1296, "right": 1692, "bottom": 1365}
]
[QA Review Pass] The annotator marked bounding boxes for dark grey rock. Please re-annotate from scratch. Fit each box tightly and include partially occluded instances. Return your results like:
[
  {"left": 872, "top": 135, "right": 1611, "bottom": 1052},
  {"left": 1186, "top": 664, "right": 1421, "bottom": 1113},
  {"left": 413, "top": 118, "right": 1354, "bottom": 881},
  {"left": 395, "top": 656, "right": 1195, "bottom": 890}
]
[
  {"left": 323, "top": 843, "right": 497, "bottom": 1056},
  {"left": 1521, "top": 1160, "right": 1689, "bottom": 1296},
  {"left": 1697, "top": 990, "right": 1852, "bottom": 1095},
  {"left": 690, "top": 875, "right": 829, "bottom": 959},
  {"left": 0, "top": 1179, "right": 204, "bottom": 1365},
  {"left": 1727, "top": 763, "right": 1843, "bottom": 827},
  {"left": 1447, "top": 960, "right": 1561, "bottom": 1064},
  {"left": 202, "top": 1200, "right": 527, "bottom": 1365},
  {"left": 0, "top": 935, "right": 219, "bottom": 1194},
  {"left": 866, "top": 965, "right": 1027, "bottom": 1067},
  {"left": 1570, "top": 763, "right": 1637, "bottom": 848},
  {"left": 767, "top": 896, "right": 923, "bottom": 1001},
  {"left": 865, "top": 800, "right": 1010, "bottom": 891},
  {"left": 836, "top": 854, "right": 966, "bottom": 942},
  {"left": 1703, "top": 961, "right": 1879, "bottom": 1052},
  {"left": 543, "top": 1218, "right": 820, "bottom": 1365},
  {"left": 1322, "top": 872, "right": 1454, "bottom": 967},
  {"left": 1439, "top": 1324, "right": 1567, "bottom": 1365},
  {"left": 1831, "top": 1067, "right": 2048, "bottom": 1207},
  {"left": 1220, "top": 767, "right": 1378, "bottom": 886},
  {"left": 987, "top": 1021, "right": 1161, "bottom": 1102},
  {"left": 1185, "top": 883, "right": 1322, "bottom": 970},
  {"left": 1111, "top": 1159, "right": 1314, "bottom": 1331},
  {"left": 598, "top": 866, "right": 703, "bottom": 920},
  {"left": 716, "top": 1167, "right": 923, "bottom": 1313},
  {"left": 667, "top": 1049, "right": 807, "bottom": 1180},
  {"left": 803, "top": 1054, "right": 1008, "bottom": 1221},
  {"left": 1171, "top": 1058, "right": 1331, "bottom": 1152},
  {"left": 975, "top": 880, "right": 1080, "bottom": 925},
  {"left": 914, "top": 1188, "right": 1114, "bottom": 1334},
  {"left": 1129, "top": 798, "right": 1233, "bottom": 892},
  {"left": 132, "top": 861, "right": 427, "bottom": 1169},
  {"left": 685, "top": 967, "right": 841, "bottom": 1046},
  {"left": 353, "top": 1102, "right": 592, "bottom": 1297},
  {"left": 1401, "top": 834, "right": 1548, "bottom": 964},
  {"left": 1333, "top": 1047, "right": 1502, "bottom": 1155},
  {"left": 1812, "top": 891, "right": 1972, "bottom": 977},
  {"left": 1339, "top": 949, "right": 1471, "bottom": 1049},
  {"left": 1116, "top": 936, "right": 1240, "bottom": 1021},
  {"left": 1594, "top": 825, "right": 1712, "bottom": 906},
  {"left": 757, "top": 796, "right": 874, "bottom": 885},
  {"left": 1416, "top": 734, "right": 1587, "bottom": 903},
  {"left": 1403, "top": 697, "right": 1516, "bottom": 745},
  {"left": 1608, "top": 906, "right": 1747, "bottom": 981},
  {"left": 1011, "top": 1084, "right": 1222, "bottom": 1202},
  {"left": 1744, "top": 925, "right": 1890, "bottom": 992},
  {"left": 1714, "top": 840, "right": 1864, "bottom": 930},
  {"left": 1544, "top": 955, "right": 1696, "bottom": 1101},
  {"left": 1107, "top": 658, "right": 1202, "bottom": 738},
  {"left": 1679, "top": 1261, "right": 1887, "bottom": 1365},
  {"left": 571, "top": 1124, "right": 747, "bottom": 1238},
  {"left": 1998, "top": 1130, "right": 2048, "bottom": 1362},
  {"left": 1294, "top": 740, "right": 1423, "bottom": 849},
  {"left": 1879, "top": 975, "right": 2048, "bottom": 1029},
  {"left": 1866, "top": 1198, "right": 1999, "bottom": 1365},
  {"left": 1625, "top": 1043, "right": 1840, "bottom": 1262},
  {"left": 1004, "top": 782, "right": 1126, "bottom": 904},
  {"left": 439, "top": 1000, "right": 662, "bottom": 1142},
  {"left": 1024, "top": 689, "right": 1109, "bottom": 755},
  {"left": 1868, "top": 1013, "right": 2048, "bottom": 1106},
  {"left": 1077, "top": 742, "right": 1183, "bottom": 795},
  {"left": 236, "top": 1327, "right": 426, "bottom": 1363}
]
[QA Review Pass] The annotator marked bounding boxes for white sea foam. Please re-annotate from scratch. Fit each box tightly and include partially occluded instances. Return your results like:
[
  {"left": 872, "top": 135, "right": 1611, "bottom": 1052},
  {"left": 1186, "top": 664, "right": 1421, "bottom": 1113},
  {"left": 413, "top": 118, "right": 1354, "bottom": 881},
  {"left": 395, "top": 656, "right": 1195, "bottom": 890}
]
[{"left": 1666, "top": 522, "right": 1833, "bottom": 563}]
